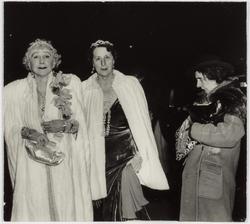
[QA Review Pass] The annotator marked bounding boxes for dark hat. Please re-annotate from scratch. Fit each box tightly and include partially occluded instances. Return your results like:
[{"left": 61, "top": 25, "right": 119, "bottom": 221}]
[
  {"left": 194, "top": 59, "right": 236, "bottom": 83},
  {"left": 195, "top": 60, "right": 234, "bottom": 74}
]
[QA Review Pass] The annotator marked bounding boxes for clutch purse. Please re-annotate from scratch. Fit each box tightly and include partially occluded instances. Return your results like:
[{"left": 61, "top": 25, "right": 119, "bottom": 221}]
[
  {"left": 175, "top": 118, "right": 197, "bottom": 161},
  {"left": 25, "top": 140, "right": 65, "bottom": 166}
]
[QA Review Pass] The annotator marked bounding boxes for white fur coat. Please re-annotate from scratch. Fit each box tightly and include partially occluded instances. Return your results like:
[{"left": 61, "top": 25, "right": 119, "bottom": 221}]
[
  {"left": 82, "top": 70, "right": 169, "bottom": 200},
  {"left": 4, "top": 72, "right": 93, "bottom": 221}
]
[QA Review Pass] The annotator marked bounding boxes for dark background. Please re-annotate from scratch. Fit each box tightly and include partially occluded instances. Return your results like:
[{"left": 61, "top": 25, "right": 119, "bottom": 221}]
[{"left": 4, "top": 1, "right": 246, "bottom": 221}]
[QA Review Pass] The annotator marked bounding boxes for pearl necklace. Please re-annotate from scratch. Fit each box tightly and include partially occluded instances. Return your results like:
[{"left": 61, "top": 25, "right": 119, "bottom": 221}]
[
  {"left": 96, "top": 74, "right": 116, "bottom": 137},
  {"left": 103, "top": 110, "right": 111, "bottom": 136}
]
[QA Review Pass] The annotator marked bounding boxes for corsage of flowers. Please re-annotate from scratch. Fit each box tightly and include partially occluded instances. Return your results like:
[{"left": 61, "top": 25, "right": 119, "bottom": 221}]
[
  {"left": 50, "top": 71, "right": 79, "bottom": 136},
  {"left": 50, "top": 71, "right": 72, "bottom": 119}
]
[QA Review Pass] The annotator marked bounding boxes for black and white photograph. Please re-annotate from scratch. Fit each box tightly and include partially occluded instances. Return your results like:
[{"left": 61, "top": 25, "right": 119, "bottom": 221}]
[{"left": 3, "top": 1, "right": 247, "bottom": 222}]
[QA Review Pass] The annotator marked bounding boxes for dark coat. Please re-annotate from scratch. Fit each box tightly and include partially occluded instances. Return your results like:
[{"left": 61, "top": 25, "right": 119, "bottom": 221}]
[{"left": 179, "top": 79, "right": 246, "bottom": 221}]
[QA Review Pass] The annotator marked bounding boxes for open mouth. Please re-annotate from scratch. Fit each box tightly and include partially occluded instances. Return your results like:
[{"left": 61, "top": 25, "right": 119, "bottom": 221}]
[{"left": 38, "top": 67, "right": 47, "bottom": 69}]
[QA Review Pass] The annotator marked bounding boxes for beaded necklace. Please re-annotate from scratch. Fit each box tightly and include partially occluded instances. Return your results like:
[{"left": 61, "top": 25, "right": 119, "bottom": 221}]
[
  {"left": 103, "top": 92, "right": 117, "bottom": 136},
  {"left": 103, "top": 110, "right": 111, "bottom": 136},
  {"left": 96, "top": 74, "right": 116, "bottom": 137}
]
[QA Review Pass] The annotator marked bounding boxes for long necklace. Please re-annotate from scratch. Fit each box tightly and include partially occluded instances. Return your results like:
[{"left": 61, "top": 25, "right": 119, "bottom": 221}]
[
  {"left": 103, "top": 89, "right": 118, "bottom": 137},
  {"left": 103, "top": 110, "right": 111, "bottom": 136},
  {"left": 96, "top": 74, "right": 115, "bottom": 137}
]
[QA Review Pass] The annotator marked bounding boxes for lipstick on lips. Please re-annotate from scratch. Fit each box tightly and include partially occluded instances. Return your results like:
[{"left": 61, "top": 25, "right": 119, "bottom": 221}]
[{"left": 38, "top": 66, "right": 47, "bottom": 69}]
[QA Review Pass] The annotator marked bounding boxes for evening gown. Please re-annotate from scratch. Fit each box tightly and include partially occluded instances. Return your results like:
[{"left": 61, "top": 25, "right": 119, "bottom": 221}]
[{"left": 101, "top": 98, "right": 149, "bottom": 221}]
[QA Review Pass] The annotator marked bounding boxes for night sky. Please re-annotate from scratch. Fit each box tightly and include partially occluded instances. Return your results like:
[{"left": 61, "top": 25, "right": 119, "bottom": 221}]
[{"left": 4, "top": 1, "right": 246, "bottom": 106}]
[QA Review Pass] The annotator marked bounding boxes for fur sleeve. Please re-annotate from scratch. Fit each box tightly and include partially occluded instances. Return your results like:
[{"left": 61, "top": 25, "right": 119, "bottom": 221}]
[{"left": 209, "top": 86, "right": 246, "bottom": 124}]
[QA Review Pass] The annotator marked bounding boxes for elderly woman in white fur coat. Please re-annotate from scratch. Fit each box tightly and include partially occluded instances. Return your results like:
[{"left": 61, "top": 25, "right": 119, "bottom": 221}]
[{"left": 4, "top": 39, "right": 93, "bottom": 221}]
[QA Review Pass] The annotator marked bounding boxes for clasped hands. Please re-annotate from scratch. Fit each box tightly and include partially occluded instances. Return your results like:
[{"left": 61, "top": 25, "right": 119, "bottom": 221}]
[{"left": 21, "top": 119, "right": 79, "bottom": 146}]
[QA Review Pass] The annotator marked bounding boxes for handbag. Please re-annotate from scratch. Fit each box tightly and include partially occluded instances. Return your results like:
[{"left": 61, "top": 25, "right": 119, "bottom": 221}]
[
  {"left": 176, "top": 118, "right": 197, "bottom": 161},
  {"left": 25, "top": 140, "right": 65, "bottom": 166}
]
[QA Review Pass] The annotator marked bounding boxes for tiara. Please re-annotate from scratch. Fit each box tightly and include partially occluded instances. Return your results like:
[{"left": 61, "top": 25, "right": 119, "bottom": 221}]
[
  {"left": 90, "top": 40, "right": 114, "bottom": 48},
  {"left": 27, "top": 39, "right": 55, "bottom": 52}
]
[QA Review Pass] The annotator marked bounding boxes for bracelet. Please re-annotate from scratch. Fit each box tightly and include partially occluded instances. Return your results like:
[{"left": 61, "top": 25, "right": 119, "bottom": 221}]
[
  {"left": 62, "top": 119, "right": 78, "bottom": 134},
  {"left": 62, "top": 121, "right": 68, "bottom": 133},
  {"left": 63, "top": 120, "right": 73, "bottom": 133}
]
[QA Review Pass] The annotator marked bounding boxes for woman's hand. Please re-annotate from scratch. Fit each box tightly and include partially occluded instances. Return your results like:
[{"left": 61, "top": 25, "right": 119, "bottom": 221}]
[
  {"left": 21, "top": 127, "right": 49, "bottom": 146},
  {"left": 41, "top": 119, "right": 79, "bottom": 134},
  {"left": 93, "top": 199, "right": 103, "bottom": 208},
  {"left": 127, "top": 152, "right": 143, "bottom": 173},
  {"left": 41, "top": 119, "right": 66, "bottom": 133}
]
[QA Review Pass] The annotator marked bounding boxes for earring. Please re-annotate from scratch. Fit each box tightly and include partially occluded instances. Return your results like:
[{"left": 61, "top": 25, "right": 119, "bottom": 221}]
[{"left": 91, "top": 67, "right": 95, "bottom": 74}]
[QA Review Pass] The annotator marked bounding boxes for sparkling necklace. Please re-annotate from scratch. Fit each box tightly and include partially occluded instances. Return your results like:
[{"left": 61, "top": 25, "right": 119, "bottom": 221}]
[
  {"left": 96, "top": 74, "right": 115, "bottom": 137},
  {"left": 102, "top": 91, "right": 117, "bottom": 137},
  {"left": 103, "top": 110, "right": 111, "bottom": 137}
]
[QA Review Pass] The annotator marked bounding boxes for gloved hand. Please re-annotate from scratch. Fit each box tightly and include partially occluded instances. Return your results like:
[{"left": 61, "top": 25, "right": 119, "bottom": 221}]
[
  {"left": 41, "top": 119, "right": 79, "bottom": 134},
  {"left": 21, "top": 127, "right": 49, "bottom": 147},
  {"left": 41, "top": 119, "right": 66, "bottom": 133},
  {"left": 93, "top": 199, "right": 103, "bottom": 208}
]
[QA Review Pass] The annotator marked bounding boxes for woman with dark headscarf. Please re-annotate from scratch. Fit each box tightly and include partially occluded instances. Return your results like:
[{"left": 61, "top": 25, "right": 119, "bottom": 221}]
[{"left": 176, "top": 60, "right": 246, "bottom": 221}]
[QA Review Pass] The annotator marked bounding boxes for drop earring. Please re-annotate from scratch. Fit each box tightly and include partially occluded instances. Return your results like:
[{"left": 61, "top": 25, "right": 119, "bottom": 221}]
[{"left": 91, "top": 67, "right": 95, "bottom": 74}]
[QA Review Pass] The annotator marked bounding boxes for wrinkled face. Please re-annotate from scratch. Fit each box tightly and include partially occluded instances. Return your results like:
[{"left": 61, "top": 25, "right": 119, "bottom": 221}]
[
  {"left": 28, "top": 47, "right": 55, "bottom": 77},
  {"left": 93, "top": 47, "right": 114, "bottom": 77},
  {"left": 195, "top": 71, "right": 217, "bottom": 94}
]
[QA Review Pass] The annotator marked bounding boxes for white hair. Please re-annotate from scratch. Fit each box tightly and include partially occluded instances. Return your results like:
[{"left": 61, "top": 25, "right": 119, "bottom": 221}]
[{"left": 23, "top": 39, "right": 61, "bottom": 70}]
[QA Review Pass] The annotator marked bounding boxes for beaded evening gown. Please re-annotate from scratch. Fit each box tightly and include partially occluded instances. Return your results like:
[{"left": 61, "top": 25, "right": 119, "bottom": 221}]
[{"left": 101, "top": 99, "right": 149, "bottom": 221}]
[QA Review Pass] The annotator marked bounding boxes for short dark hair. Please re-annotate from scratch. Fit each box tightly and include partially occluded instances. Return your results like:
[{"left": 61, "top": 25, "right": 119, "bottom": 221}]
[
  {"left": 195, "top": 60, "right": 234, "bottom": 84},
  {"left": 88, "top": 40, "right": 117, "bottom": 63}
]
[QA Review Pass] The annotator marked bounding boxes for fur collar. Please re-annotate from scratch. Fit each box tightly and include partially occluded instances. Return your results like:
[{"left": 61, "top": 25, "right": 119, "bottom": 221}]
[{"left": 209, "top": 78, "right": 246, "bottom": 124}]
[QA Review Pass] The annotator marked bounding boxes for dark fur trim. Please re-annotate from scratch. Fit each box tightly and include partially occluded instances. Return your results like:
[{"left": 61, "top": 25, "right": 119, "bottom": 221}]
[{"left": 209, "top": 82, "right": 247, "bottom": 124}]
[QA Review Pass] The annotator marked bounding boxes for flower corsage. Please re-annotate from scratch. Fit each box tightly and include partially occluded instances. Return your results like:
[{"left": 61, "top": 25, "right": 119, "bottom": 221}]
[{"left": 49, "top": 71, "right": 79, "bottom": 138}]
